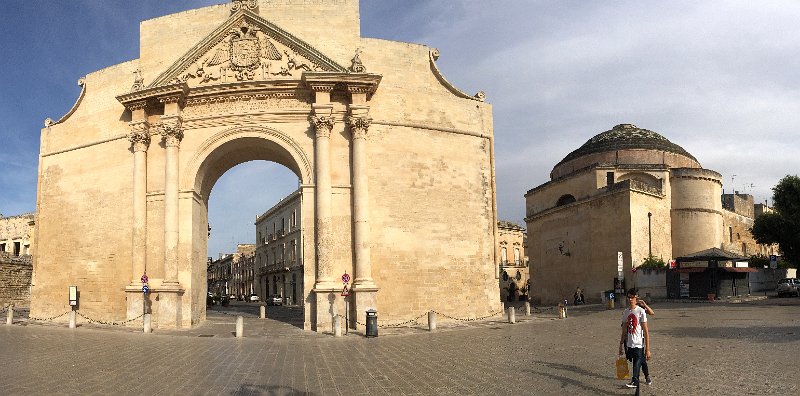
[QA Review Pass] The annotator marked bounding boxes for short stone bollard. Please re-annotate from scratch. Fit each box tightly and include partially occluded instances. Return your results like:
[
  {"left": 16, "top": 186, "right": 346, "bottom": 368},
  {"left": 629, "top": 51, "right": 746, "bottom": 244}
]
[
  {"left": 333, "top": 315, "right": 342, "bottom": 337},
  {"left": 69, "top": 310, "right": 77, "bottom": 329},
  {"left": 428, "top": 311, "right": 437, "bottom": 331},
  {"left": 507, "top": 307, "right": 516, "bottom": 324},
  {"left": 500, "top": 302, "right": 505, "bottom": 312},
  {"left": 6, "top": 303, "right": 13, "bottom": 325},
  {"left": 524, "top": 301, "right": 531, "bottom": 316},
  {"left": 260, "top": 305, "right": 266, "bottom": 319},
  {"left": 143, "top": 313, "right": 152, "bottom": 334},
  {"left": 558, "top": 304, "right": 566, "bottom": 319},
  {"left": 235, "top": 315, "right": 244, "bottom": 338}
]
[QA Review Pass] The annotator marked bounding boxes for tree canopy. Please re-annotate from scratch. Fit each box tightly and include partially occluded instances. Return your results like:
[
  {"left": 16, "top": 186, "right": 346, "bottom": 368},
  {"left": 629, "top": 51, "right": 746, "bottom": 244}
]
[{"left": 751, "top": 175, "right": 800, "bottom": 266}]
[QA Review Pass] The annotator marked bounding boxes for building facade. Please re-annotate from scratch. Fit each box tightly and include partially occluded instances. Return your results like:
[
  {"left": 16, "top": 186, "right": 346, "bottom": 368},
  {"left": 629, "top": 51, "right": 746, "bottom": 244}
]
[
  {"left": 255, "top": 189, "right": 302, "bottom": 305},
  {"left": 497, "top": 221, "right": 529, "bottom": 302},
  {"left": 32, "top": 0, "right": 499, "bottom": 331},
  {"left": 0, "top": 213, "right": 34, "bottom": 257},
  {"left": 525, "top": 124, "right": 775, "bottom": 304}
]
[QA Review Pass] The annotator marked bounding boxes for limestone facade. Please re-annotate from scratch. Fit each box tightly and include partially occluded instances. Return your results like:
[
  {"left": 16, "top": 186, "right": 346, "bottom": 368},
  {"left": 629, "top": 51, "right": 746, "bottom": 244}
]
[
  {"left": 255, "top": 189, "right": 303, "bottom": 305},
  {"left": 497, "top": 221, "right": 529, "bottom": 302},
  {"left": 0, "top": 213, "right": 34, "bottom": 257},
  {"left": 230, "top": 244, "right": 256, "bottom": 298},
  {"left": 32, "top": 0, "right": 498, "bottom": 331},
  {"left": 525, "top": 124, "right": 773, "bottom": 304}
]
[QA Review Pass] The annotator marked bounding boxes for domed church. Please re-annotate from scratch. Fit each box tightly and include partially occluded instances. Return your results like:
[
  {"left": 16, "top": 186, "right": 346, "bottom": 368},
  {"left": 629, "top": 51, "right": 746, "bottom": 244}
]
[{"left": 524, "top": 124, "right": 770, "bottom": 304}]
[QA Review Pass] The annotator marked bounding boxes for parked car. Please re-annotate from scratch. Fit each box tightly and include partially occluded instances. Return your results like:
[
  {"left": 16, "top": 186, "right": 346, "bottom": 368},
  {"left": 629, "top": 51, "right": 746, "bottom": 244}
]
[
  {"left": 248, "top": 294, "right": 260, "bottom": 302},
  {"left": 776, "top": 278, "right": 800, "bottom": 297},
  {"left": 267, "top": 295, "right": 283, "bottom": 306}
]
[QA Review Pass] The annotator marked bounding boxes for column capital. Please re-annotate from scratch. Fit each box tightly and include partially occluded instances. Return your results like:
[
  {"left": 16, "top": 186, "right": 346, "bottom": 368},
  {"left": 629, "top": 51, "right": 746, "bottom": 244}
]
[
  {"left": 127, "top": 120, "right": 151, "bottom": 152},
  {"left": 311, "top": 116, "right": 335, "bottom": 139},
  {"left": 346, "top": 116, "right": 371, "bottom": 140},
  {"left": 311, "top": 104, "right": 335, "bottom": 139},
  {"left": 158, "top": 115, "right": 183, "bottom": 147}
]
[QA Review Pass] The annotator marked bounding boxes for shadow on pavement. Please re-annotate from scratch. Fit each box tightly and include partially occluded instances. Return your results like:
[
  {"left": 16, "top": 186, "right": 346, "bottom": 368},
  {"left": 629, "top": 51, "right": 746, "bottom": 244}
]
[
  {"left": 207, "top": 302, "right": 305, "bottom": 330},
  {"left": 525, "top": 360, "right": 627, "bottom": 395},
  {"left": 656, "top": 325, "right": 799, "bottom": 343}
]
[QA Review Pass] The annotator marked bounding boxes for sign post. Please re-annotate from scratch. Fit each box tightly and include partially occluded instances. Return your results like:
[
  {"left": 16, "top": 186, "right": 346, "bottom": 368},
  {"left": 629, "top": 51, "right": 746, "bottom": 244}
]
[
  {"left": 341, "top": 273, "right": 350, "bottom": 335},
  {"left": 770, "top": 255, "right": 778, "bottom": 269}
]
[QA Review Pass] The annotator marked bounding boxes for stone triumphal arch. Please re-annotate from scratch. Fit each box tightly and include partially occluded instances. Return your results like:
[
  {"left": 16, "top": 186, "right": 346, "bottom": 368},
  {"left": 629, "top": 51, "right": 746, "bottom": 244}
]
[{"left": 32, "top": 0, "right": 500, "bottom": 331}]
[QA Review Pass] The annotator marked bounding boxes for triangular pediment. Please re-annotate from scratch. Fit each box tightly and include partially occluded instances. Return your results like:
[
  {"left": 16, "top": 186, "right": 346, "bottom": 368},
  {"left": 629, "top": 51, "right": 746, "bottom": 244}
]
[{"left": 149, "top": 10, "right": 347, "bottom": 88}]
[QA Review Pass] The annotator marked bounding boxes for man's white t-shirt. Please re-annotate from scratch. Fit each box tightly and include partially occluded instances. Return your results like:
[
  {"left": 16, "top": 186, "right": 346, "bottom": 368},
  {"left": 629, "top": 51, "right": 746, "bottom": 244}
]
[{"left": 621, "top": 306, "right": 647, "bottom": 348}]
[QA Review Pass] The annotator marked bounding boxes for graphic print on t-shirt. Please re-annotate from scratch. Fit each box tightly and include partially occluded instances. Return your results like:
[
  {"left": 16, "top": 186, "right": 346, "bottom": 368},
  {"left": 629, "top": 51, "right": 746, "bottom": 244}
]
[{"left": 626, "top": 313, "right": 638, "bottom": 334}]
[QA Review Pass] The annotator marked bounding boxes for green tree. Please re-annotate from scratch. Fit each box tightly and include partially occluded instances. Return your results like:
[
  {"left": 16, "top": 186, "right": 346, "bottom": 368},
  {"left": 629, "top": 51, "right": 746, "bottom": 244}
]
[{"left": 751, "top": 175, "right": 800, "bottom": 267}]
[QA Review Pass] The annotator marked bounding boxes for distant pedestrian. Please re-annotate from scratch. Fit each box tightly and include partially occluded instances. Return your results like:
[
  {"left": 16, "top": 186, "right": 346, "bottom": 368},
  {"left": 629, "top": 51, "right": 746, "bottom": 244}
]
[
  {"left": 573, "top": 287, "right": 585, "bottom": 305},
  {"left": 618, "top": 288, "right": 651, "bottom": 388}
]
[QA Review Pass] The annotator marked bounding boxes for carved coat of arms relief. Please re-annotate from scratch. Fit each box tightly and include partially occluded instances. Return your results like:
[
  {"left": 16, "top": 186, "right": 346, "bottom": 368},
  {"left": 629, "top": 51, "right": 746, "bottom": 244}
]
[{"left": 177, "top": 21, "right": 320, "bottom": 85}]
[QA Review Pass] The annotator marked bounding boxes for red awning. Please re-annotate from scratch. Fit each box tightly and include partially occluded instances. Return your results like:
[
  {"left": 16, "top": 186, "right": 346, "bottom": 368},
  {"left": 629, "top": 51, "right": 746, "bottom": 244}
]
[
  {"left": 722, "top": 267, "right": 758, "bottom": 272},
  {"left": 674, "top": 268, "right": 707, "bottom": 273}
]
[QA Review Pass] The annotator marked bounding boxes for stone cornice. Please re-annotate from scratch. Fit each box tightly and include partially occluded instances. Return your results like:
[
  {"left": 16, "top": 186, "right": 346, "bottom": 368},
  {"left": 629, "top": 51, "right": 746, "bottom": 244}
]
[
  {"left": 116, "top": 83, "right": 189, "bottom": 110},
  {"left": 302, "top": 72, "right": 382, "bottom": 96}
]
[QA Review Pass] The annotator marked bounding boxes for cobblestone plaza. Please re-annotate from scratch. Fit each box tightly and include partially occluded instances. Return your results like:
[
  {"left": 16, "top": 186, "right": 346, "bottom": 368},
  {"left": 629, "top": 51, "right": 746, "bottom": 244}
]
[{"left": 2, "top": 298, "right": 799, "bottom": 395}]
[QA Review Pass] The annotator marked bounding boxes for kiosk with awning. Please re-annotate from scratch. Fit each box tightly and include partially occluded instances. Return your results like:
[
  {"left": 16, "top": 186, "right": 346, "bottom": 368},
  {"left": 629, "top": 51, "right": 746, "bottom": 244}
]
[{"left": 667, "top": 248, "right": 756, "bottom": 299}]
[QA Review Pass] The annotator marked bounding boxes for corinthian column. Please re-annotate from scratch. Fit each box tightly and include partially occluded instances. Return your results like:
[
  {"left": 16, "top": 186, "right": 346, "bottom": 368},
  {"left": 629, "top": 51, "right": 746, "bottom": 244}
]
[
  {"left": 346, "top": 108, "right": 377, "bottom": 290},
  {"left": 128, "top": 118, "right": 150, "bottom": 285},
  {"left": 311, "top": 104, "right": 337, "bottom": 290},
  {"left": 160, "top": 114, "right": 183, "bottom": 286}
]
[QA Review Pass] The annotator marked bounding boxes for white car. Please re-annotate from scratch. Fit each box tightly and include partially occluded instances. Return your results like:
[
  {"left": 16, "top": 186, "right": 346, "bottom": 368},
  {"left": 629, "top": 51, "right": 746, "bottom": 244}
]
[
  {"left": 776, "top": 278, "right": 800, "bottom": 297},
  {"left": 248, "top": 294, "right": 260, "bottom": 302}
]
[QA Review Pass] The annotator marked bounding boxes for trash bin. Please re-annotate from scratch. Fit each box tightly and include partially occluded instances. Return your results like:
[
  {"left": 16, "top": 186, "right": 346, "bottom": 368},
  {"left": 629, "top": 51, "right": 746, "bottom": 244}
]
[
  {"left": 365, "top": 309, "right": 378, "bottom": 338},
  {"left": 604, "top": 290, "right": 615, "bottom": 310}
]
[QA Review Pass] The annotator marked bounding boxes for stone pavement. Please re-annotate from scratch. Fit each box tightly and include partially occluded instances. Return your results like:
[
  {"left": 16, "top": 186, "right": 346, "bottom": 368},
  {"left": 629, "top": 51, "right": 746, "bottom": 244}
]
[{"left": 1, "top": 298, "right": 799, "bottom": 395}]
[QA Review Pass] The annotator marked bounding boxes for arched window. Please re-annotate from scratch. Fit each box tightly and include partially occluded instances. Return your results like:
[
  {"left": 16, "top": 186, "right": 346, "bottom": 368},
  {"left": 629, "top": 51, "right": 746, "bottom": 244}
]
[{"left": 556, "top": 194, "right": 576, "bottom": 207}]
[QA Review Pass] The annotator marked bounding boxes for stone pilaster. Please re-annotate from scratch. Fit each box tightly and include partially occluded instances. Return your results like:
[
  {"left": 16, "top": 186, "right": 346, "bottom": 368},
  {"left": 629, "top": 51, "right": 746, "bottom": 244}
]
[
  {"left": 347, "top": 106, "right": 379, "bottom": 327},
  {"left": 157, "top": 105, "right": 184, "bottom": 329},
  {"left": 159, "top": 114, "right": 183, "bottom": 287},
  {"left": 125, "top": 101, "right": 150, "bottom": 322},
  {"left": 310, "top": 105, "right": 336, "bottom": 291}
]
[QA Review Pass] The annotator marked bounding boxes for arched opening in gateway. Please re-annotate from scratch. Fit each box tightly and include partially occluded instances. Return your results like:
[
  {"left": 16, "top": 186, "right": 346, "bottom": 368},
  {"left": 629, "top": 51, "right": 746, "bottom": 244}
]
[{"left": 190, "top": 129, "right": 313, "bottom": 329}]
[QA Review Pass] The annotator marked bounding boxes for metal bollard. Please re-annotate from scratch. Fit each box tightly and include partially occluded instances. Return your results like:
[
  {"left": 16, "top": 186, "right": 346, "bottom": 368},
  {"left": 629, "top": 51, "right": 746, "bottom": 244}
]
[
  {"left": 524, "top": 301, "right": 531, "bottom": 316},
  {"left": 507, "top": 307, "right": 516, "bottom": 324},
  {"left": 235, "top": 315, "right": 244, "bottom": 338},
  {"left": 143, "top": 313, "right": 151, "bottom": 334},
  {"left": 69, "top": 310, "right": 77, "bottom": 329},
  {"left": 260, "top": 305, "right": 265, "bottom": 319},
  {"left": 6, "top": 303, "right": 13, "bottom": 325},
  {"left": 428, "top": 311, "right": 437, "bottom": 331},
  {"left": 333, "top": 315, "right": 342, "bottom": 337}
]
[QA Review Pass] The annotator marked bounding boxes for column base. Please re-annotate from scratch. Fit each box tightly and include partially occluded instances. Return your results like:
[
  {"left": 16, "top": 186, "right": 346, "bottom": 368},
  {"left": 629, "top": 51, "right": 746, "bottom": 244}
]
[
  {"left": 153, "top": 284, "right": 184, "bottom": 329},
  {"left": 312, "top": 287, "right": 339, "bottom": 333},
  {"left": 124, "top": 285, "right": 146, "bottom": 327},
  {"left": 351, "top": 286, "right": 378, "bottom": 332}
]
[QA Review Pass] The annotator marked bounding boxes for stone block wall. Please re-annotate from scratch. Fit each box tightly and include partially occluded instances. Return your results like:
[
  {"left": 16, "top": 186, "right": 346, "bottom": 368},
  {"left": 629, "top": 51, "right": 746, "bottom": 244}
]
[{"left": 0, "top": 253, "right": 32, "bottom": 307}]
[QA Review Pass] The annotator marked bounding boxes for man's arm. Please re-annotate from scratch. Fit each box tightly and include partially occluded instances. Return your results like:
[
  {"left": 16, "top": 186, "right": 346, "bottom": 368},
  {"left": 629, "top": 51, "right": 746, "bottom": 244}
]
[
  {"left": 639, "top": 299, "right": 655, "bottom": 315},
  {"left": 642, "top": 321, "right": 651, "bottom": 360},
  {"left": 619, "top": 323, "right": 627, "bottom": 355}
]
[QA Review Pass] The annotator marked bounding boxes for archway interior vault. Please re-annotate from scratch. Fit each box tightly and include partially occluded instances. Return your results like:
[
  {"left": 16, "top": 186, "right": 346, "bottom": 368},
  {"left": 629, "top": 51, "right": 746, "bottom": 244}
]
[{"left": 195, "top": 135, "right": 305, "bottom": 206}]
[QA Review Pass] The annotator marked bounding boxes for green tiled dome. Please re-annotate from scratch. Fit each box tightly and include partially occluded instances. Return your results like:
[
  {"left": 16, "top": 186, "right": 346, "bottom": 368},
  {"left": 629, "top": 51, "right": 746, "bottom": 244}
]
[{"left": 556, "top": 124, "right": 697, "bottom": 166}]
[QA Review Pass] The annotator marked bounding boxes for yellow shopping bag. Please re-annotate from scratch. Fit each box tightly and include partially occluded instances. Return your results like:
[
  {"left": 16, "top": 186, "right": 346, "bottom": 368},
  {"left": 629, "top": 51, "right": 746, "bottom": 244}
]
[{"left": 615, "top": 356, "right": 630, "bottom": 380}]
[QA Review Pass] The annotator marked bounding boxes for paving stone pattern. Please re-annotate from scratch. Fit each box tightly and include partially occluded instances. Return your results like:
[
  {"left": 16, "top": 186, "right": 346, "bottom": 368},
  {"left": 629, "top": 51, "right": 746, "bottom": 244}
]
[{"left": 1, "top": 299, "right": 799, "bottom": 395}]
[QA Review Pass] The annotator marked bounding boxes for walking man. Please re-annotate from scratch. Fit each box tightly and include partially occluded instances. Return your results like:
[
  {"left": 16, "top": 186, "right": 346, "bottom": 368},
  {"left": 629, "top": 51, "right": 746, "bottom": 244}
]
[{"left": 618, "top": 288, "right": 651, "bottom": 388}]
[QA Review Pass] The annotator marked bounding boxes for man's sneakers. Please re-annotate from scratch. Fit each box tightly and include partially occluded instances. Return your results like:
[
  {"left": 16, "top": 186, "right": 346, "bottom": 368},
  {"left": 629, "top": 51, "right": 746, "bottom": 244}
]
[{"left": 625, "top": 378, "right": 651, "bottom": 388}]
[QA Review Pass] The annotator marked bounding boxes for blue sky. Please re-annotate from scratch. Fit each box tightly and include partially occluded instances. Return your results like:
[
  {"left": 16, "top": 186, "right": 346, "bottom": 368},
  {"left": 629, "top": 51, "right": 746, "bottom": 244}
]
[{"left": 2, "top": 1, "right": 800, "bottom": 258}]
